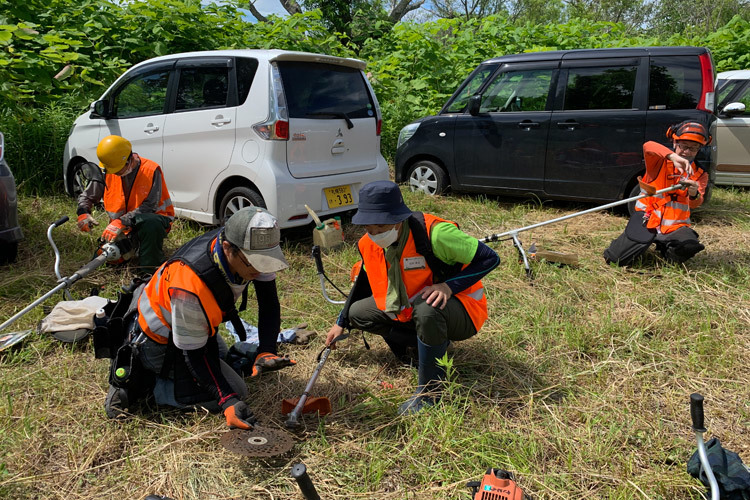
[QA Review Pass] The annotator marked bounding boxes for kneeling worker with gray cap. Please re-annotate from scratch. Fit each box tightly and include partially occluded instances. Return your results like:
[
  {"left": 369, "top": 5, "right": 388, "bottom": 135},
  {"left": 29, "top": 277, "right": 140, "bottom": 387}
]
[{"left": 106, "top": 207, "right": 294, "bottom": 429}]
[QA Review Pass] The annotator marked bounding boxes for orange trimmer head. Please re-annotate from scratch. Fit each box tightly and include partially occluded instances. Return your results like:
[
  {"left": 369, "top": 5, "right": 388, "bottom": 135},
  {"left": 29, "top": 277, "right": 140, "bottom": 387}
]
[{"left": 281, "top": 396, "right": 332, "bottom": 416}]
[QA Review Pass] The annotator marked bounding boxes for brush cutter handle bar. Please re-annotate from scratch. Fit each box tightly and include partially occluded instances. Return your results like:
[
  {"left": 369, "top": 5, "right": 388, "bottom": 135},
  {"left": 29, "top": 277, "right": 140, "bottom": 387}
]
[
  {"left": 291, "top": 463, "right": 321, "bottom": 500},
  {"left": 286, "top": 348, "right": 331, "bottom": 428},
  {"left": 312, "top": 245, "right": 347, "bottom": 304},
  {"left": 52, "top": 216, "right": 69, "bottom": 228},
  {"left": 479, "top": 183, "right": 687, "bottom": 244},
  {"left": 690, "top": 393, "right": 706, "bottom": 432},
  {"left": 312, "top": 245, "right": 325, "bottom": 275}
]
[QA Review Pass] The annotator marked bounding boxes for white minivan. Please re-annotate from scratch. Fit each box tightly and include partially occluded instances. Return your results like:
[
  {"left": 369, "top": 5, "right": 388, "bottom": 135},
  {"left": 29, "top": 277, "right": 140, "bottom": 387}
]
[{"left": 63, "top": 50, "right": 390, "bottom": 228}]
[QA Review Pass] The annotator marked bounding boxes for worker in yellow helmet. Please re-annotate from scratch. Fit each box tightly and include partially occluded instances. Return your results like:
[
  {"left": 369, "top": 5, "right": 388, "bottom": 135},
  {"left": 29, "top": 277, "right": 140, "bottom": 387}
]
[{"left": 76, "top": 135, "right": 174, "bottom": 271}]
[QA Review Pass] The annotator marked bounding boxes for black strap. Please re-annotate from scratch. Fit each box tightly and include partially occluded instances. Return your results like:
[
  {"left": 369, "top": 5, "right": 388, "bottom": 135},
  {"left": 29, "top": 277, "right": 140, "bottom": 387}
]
[
  {"left": 167, "top": 228, "right": 247, "bottom": 341},
  {"left": 407, "top": 212, "right": 462, "bottom": 283}
]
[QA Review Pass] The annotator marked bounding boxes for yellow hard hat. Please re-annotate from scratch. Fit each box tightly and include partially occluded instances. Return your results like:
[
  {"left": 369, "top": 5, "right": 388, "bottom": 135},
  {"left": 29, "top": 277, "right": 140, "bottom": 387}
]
[{"left": 96, "top": 135, "right": 132, "bottom": 174}]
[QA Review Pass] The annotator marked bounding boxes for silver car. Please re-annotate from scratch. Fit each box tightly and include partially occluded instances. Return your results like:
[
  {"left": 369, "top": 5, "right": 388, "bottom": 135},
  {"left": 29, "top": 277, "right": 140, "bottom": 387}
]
[
  {"left": 716, "top": 70, "right": 750, "bottom": 186},
  {"left": 0, "top": 132, "right": 23, "bottom": 264}
]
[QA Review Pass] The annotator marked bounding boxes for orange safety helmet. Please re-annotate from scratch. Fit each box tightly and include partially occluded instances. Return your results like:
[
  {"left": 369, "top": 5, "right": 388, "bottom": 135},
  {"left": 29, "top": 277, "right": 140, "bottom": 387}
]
[
  {"left": 97, "top": 135, "right": 132, "bottom": 174},
  {"left": 666, "top": 121, "right": 712, "bottom": 146}
]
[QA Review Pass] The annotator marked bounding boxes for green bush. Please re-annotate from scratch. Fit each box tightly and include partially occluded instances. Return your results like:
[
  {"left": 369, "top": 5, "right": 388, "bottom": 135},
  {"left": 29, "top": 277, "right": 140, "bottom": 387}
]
[{"left": 0, "top": 102, "right": 80, "bottom": 195}]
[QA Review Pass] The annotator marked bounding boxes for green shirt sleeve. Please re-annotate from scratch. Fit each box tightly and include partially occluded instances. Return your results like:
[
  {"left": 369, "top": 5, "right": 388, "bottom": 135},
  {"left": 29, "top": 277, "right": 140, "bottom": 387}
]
[{"left": 430, "top": 222, "right": 478, "bottom": 264}]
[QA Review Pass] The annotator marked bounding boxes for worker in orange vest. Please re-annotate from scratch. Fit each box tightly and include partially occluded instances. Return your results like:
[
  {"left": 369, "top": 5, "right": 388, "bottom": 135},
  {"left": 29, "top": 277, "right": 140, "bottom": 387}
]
[
  {"left": 76, "top": 135, "right": 174, "bottom": 272},
  {"left": 604, "top": 121, "right": 710, "bottom": 266},
  {"left": 325, "top": 181, "right": 500, "bottom": 415},
  {"left": 104, "top": 207, "right": 294, "bottom": 428}
]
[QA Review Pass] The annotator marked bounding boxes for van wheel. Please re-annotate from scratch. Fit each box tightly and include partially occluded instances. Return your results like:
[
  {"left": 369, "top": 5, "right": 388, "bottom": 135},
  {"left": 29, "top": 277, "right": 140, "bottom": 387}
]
[
  {"left": 219, "top": 187, "right": 266, "bottom": 224},
  {"left": 406, "top": 161, "right": 448, "bottom": 196},
  {"left": 68, "top": 161, "right": 91, "bottom": 198},
  {"left": 626, "top": 184, "right": 641, "bottom": 217},
  {"left": 0, "top": 241, "right": 18, "bottom": 265}
]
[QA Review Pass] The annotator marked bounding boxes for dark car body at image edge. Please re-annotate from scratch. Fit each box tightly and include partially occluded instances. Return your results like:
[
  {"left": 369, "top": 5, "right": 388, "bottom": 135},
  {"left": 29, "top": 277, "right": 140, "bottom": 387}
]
[
  {"left": 0, "top": 131, "right": 23, "bottom": 264},
  {"left": 395, "top": 47, "right": 717, "bottom": 211}
]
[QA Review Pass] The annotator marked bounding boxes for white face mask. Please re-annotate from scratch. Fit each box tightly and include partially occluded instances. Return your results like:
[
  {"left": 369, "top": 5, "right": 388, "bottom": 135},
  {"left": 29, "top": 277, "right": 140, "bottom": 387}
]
[{"left": 368, "top": 227, "right": 398, "bottom": 248}]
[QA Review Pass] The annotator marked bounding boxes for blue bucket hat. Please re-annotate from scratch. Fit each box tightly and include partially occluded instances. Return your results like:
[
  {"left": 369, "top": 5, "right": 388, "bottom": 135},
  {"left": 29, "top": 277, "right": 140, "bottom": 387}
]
[{"left": 351, "top": 181, "right": 412, "bottom": 225}]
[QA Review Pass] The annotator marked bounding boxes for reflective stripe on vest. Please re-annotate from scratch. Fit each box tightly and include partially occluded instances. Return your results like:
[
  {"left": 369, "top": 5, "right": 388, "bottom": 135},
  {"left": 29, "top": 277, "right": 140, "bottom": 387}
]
[
  {"left": 103, "top": 157, "right": 175, "bottom": 221},
  {"left": 137, "top": 260, "right": 224, "bottom": 344},
  {"left": 358, "top": 213, "right": 488, "bottom": 332}
]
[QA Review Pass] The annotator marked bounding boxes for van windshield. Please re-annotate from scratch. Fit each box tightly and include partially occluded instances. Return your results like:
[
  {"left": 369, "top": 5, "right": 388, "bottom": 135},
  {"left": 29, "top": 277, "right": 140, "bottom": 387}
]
[{"left": 276, "top": 62, "right": 374, "bottom": 119}]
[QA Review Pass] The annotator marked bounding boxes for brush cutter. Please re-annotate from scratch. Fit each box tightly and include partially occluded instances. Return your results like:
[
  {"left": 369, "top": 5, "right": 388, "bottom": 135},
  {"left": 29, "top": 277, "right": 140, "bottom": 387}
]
[
  {"left": 690, "top": 393, "right": 720, "bottom": 500},
  {"left": 478, "top": 179, "right": 690, "bottom": 278},
  {"left": 0, "top": 216, "right": 135, "bottom": 333},
  {"left": 283, "top": 333, "right": 349, "bottom": 428}
]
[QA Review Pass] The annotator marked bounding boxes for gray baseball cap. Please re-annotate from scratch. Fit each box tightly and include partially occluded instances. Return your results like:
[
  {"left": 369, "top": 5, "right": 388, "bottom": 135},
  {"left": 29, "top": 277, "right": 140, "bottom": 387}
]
[{"left": 224, "top": 207, "right": 289, "bottom": 273}]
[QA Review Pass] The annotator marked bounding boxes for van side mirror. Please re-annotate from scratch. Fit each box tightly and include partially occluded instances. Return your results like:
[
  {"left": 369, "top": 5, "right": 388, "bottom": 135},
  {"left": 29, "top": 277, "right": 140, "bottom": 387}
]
[
  {"left": 90, "top": 100, "right": 111, "bottom": 119},
  {"left": 721, "top": 101, "right": 746, "bottom": 118},
  {"left": 467, "top": 95, "right": 482, "bottom": 116}
]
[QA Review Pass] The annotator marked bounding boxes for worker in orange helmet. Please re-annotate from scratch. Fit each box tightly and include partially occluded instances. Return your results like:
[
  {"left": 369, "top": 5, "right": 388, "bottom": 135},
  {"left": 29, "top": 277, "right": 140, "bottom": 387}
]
[
  {"left": 604, "top": 121, "right": 711, "bottom": 266},
  {"left": 76, "top": 135, "right": 174, "bottom": 271}
]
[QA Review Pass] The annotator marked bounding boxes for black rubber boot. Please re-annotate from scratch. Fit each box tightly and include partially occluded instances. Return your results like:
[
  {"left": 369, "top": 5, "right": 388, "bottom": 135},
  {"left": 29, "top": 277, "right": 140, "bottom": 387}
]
[
  {"left": 382, "top": 327, "right": 418, "bottom": 365},
  {"left": 104, "top": 384, "right": 129, "bottom": 419},
  {"left": 397, "top": 338, "right": 448, "bottom": 416}
]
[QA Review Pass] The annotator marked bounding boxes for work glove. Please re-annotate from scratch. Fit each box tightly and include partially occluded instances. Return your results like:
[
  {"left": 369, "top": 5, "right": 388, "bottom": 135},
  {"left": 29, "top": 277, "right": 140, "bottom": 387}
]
[
  {"left": 77, "top": 213, "right": 98, "bottom": 232},
  {"left": 102, "top": 219, "right": 125, "bottom": 242},
  {"left": 291, "top": 323, "right": 316, "bottom": 345},
  {"left": 251, "top": 352, "right": 296, "bottom": 377},
  {"left": 222, "top": 400, "right": 257, "bottom": 430}
]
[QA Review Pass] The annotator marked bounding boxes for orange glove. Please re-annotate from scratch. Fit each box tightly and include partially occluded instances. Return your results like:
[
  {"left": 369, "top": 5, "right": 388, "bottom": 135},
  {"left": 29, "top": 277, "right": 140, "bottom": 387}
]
[
  {"left": 223, "top": 400, "right": 257, "bottom": 430},
  {"left": 77, "top": 213, "right": 98, "bottom": 232},
  {"left": 101, "top": 219, "right": 125, "bottom": 242},
  {"left": 251, "top": 352, "right": 296, "bottom": 377}
]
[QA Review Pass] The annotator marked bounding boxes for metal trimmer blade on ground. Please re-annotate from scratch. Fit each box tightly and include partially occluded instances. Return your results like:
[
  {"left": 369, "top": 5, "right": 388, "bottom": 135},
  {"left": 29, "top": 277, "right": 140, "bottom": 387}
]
[{"left": 220, "top": 426, "right": 295, "bottom": 457}]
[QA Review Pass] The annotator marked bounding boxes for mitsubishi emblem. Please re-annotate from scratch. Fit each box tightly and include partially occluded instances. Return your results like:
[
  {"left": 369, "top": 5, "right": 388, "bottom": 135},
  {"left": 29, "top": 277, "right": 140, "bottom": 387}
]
[{"left": 336, "top": 128, "right": 343, "bottom": 138}]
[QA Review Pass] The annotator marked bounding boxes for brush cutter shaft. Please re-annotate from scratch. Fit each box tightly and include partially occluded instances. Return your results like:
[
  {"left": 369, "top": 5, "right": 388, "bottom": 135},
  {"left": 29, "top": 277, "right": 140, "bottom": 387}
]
[
  {"left": 291, "top": 463, "right": 321, "bottom": 500},
  {"left": 691, "top": 393, "right": 720, "bottom": 500},
  {"left": 0, "top": 249, "right": 112, "bottom": 333},
  {"left": 286, "top": 348, "right": 331, "bottom": 428},
  {"left": 312, "top": 245, "right": 346, "bottom": 305},
  {"left": 479, "top": 183, "right": 687, "bottom": 244}
]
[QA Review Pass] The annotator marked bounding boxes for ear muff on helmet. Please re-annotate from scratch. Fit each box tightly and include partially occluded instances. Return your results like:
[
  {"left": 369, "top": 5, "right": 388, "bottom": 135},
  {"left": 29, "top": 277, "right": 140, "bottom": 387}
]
[
  {"left": 97, "top": 135, "right": 132, "bottom": 174},
  {"left": 666, "top": 121, "right": 712, "bottom": 146}
]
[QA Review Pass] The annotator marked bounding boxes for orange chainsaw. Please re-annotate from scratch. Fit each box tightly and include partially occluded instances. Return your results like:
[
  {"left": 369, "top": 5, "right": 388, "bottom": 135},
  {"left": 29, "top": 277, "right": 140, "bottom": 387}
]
[{"left": 467, "top": 468, "right": 528, "bottom": 500}]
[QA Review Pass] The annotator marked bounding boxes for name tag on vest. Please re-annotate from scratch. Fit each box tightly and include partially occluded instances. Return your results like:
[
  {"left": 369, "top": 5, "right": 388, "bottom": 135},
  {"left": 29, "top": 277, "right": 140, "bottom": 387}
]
[{"left": 403, "top": 256, "right": 426, "bottom": 270}]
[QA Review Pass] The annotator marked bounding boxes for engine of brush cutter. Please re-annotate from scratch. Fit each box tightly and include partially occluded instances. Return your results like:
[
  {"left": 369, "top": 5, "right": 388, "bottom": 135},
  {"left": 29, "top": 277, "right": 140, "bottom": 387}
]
[
  {"left": 97, "top": 230, "right": 138, "bottom": 264},
  {"left": 467, "top": 468, "right": 526, "bottom": 500}
]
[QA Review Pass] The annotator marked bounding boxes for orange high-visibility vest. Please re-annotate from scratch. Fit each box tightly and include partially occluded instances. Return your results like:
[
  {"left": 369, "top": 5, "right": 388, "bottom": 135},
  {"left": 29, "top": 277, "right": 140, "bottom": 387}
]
[
  {"left": 137, "top": 242, "right": 224, "bottom": 344},
  {"left": 634, "top": 142, "right": 708, "bottom": 234},
  {"left": 103, "top": 157, "right": 174, "bottom": 222},
  {"left": 358, "top": 213, "right": 488, "bottom": 332}
]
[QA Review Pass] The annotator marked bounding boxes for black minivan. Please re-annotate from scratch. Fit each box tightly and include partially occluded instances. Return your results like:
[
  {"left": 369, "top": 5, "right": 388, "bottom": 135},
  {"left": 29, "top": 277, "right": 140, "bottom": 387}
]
[{"left": 395, "top": 47, "right": 717, "bottom": 210}]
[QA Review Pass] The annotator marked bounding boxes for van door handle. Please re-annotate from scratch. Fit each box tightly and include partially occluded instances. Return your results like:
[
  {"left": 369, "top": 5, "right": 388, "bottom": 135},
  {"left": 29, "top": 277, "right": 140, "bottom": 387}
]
[
  {"left": 143, "top": 124, "right": 160, "bottom": 134},
  {"left": 211, "top": 115, "right": 232, "bottom": 126},
  {"left": 557, "top": 120, "right": 580, "bottom": 130},
  {"left": 518, "top": 120, "right": 540, "bottom": 129}
]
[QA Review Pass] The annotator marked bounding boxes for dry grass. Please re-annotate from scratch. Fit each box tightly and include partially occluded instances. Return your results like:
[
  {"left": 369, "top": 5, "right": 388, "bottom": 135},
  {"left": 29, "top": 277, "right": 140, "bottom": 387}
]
[{"left": 1, "top": 187, "right": 748, "bottom": 500}]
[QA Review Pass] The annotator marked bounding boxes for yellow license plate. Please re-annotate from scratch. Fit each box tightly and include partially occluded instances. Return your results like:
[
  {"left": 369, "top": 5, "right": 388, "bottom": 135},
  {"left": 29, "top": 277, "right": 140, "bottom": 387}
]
[{"left": 324, "top": 185, "right": 354, "bottom": 209}]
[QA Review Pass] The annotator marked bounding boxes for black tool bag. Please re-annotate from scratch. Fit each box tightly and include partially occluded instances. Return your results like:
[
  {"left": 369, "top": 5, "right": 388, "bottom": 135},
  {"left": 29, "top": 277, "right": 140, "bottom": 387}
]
[
  {"left": 92, "top": 276, "right": 150, "bottom": 359},
  {"left": 688, "top": 437, "right": 750, "bottom": 499}
]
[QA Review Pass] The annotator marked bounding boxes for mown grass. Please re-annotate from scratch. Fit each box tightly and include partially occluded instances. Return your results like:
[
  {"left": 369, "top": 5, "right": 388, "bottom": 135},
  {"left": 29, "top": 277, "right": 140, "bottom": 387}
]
[{"left": 0, "top": 187, "right": 748, "bottom": 500}]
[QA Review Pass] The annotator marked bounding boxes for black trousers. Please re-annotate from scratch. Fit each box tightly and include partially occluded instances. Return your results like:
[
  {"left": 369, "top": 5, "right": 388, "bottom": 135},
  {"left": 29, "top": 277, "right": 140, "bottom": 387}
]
[{"left": 604, "top": 214, "right": 703, "bottom": 266}]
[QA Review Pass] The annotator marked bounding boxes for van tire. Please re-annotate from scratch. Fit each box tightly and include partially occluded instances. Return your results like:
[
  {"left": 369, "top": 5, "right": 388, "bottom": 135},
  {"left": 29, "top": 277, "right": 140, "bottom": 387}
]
[
  {"left": 67, "top": 161, "right": 90, "bottom": 198},
  {"left": 626, "top": 184, "right": 641, "bottom": 217},
  {"left": 219, "top": 187, "right": 266, "bottom": 224},
  {"left": 406, "top": 161, "right": 448, "bottom": 196}
]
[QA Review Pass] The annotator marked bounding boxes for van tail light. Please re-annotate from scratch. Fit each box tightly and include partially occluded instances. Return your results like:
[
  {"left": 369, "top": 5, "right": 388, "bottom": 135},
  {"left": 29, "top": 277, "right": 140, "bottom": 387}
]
[
  {"left": 253, "top": 63, "right": 290, "bottom": 141},
  {"left": 376, "top": 119, "right": 382, "bottom": 136},
  {"left": 275, "top": 120, "right": 289, "bottom": 140},
  {"left": 253, "top": 119, "right": 289, "bottom": 140},
  {"left": 698, "top": 53, "right": 715, "bottom": 113}
]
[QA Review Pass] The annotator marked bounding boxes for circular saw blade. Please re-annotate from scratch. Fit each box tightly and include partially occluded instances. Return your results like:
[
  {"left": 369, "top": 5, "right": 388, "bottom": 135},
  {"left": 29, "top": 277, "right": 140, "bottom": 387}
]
[{"left": 220, "top": 426, "right": 295, "bottom": 457}]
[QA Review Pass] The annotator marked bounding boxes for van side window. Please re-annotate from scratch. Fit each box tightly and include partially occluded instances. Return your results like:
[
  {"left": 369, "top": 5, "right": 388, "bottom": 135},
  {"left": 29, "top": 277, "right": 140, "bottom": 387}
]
[
  {"left": 175, "top": 67, "right": 230, "bottom": 110},
  {"left": 444, "top": 65, "right": 496, "bottom": 113},
  {"left": 236, "top": 57, "right": 259, "bottom": 105},
  {"left": 563, "top": 65, "right": 637, "bottom": 110},
  {"left": 113, "top": 70, "right": 170, "bottom": 118},
  {"left": 649, "top": 56, "right": 701, "bottom": 109},
  {"left": 480, "top": 69, "right": 553, "bottom": 113},
  {"left": 277, "top": 62, "right": 374, "bottom": 119}
]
